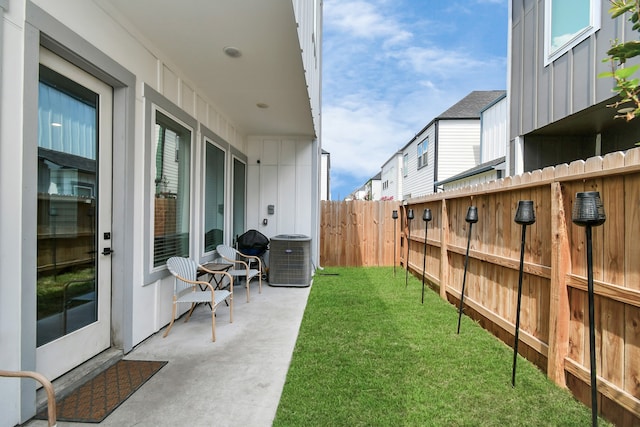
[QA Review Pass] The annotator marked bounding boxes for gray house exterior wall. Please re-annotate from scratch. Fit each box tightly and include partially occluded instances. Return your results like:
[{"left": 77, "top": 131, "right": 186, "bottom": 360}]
[{"left": 509, "top": 0, "right": 640, "bottom": 174}]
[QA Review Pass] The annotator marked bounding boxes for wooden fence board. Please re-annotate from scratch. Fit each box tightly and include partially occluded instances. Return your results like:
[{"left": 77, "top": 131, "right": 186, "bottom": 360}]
[
  {"left": 625, "top": 306, "right": 640, "bottom": 400},
  {"left": 603, "top": 160, "right": 626, "bottom": 389},
  {"left": 548, "top": 182, "right": 572, "bottom": 386},
  {"left": 440, "top": 199, "right": 450, "bottom": 299},
  {"left": 625, "top": 175, "right": 640, "bottom": 291}
]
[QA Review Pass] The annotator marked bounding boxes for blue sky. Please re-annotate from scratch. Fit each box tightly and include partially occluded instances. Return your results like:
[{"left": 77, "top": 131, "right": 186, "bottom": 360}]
[{"left": 322, "top": 0, "right": 509, "bottom": 200}]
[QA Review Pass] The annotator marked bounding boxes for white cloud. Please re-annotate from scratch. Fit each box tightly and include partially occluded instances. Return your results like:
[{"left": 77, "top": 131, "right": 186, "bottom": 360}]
[
  {"left": 322, "top": 100, "right": 411, "bottom": 179},
  {"left": 389, "top": 46, "right": 506, "bottom": 83},
  {"left": 324, "top": 0, "right": 412, "bottom": 46}
]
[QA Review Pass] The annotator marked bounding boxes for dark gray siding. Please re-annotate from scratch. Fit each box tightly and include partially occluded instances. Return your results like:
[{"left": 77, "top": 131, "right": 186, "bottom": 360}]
[
  {"left": 510, "top": 0, "right": 638, "bottom": 140},
  {"left": 510, "top": 2, "right": 523, "bottom": 138}
]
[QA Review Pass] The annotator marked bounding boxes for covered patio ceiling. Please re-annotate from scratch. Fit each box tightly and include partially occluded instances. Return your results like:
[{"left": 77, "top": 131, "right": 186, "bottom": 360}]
[{"left": 101, "top": 0, "right": 315, "bottom": 137}]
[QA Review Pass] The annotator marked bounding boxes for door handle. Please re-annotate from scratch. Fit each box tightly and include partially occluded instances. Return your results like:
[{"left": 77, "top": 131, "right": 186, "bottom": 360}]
[{"left": 102, "top": 247, "right": 113, "bottom": 256}]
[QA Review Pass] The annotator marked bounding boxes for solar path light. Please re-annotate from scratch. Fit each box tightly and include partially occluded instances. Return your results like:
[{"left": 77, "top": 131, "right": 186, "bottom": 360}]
[
  {"left": 421, "top": 208, "right": 432, "bottom": 304},
  {"left": 405, "top": 209, "right": 414, "bottom": 288},
  {"left": 572, "top": 191, "right": 606, "bottom": 427},
  {"left": 392, "top": 210, "right": 398, "bottom": 277},
  {"left": 457, "top": 206, "right": 478, "bottom": 334},
  {"left": 512, "top": 200, "right": 536, "bottom": 387}
]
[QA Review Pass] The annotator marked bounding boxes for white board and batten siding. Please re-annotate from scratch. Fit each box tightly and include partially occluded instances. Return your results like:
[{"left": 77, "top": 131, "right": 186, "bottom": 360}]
[
  {"left": 292, "top": 0, "right": 321, "bottom": 132},
  {"left": 436, "top": 120, "right": 481, "bottom": 182},
  {"left": 480, "top": 96, "right": 507, "bottom": 162},
  {"left": 247, "top": 137, "right": 314, "bottom": 239}
]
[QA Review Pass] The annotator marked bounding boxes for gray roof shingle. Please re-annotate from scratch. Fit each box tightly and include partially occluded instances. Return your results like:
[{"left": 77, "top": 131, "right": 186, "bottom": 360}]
[{"left": 438, "top": 90, "right": 506, "bottom": 119}]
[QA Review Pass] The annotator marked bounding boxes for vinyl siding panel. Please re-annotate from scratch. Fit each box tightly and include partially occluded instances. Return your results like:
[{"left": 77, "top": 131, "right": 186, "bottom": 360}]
[
  {"left": 380, "top": 153, "right": 402, "bottom": 201},
  {"left": 437, "top": 120, "right": 481, "bottom": 182},
  {"left": 402, "top": 126, "right": 435, "bottom": 199}
]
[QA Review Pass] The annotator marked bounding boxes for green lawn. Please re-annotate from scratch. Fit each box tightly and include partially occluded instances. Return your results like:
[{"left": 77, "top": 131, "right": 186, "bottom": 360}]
[{"left": 274, "top": 266, "right": 611, "bottom": 427}]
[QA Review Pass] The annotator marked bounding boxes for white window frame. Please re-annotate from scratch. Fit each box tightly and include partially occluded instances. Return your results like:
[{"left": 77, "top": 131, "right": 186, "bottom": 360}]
[
  {"left": 143, "top": 84, "right": 197, "bottom": 284},
  {"left": 202, "top": 137, "right": 227, "bottom": 255},
  {"left": 544, "top": 0, "right": 601, "bottom": 66},
  {"left": 151, "top": 107, "right": 193, "bottom": 269},
  {"left": 198, "top": 124, "right": 234, "bottom": 264},
  {"left": 231, "top": 153, "right": 247, "bottom": 245},
  {"left": 403, "top": 153, "right": 409, "bottom": 177},
  {"left": 417, "top": 138, "right": 428, "bottom": 169}
]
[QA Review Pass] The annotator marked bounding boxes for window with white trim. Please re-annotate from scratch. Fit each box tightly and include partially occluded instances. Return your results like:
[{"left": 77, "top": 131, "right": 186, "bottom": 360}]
[
  {"left": 417, "top": 138, "right": 428, "bottom": 169},
  {"left": 232, "top": 157, "right": 246, "bottom": 243},
  {"left": 544, "top": 0, "right": 601, "bottom": 65},
  {"left": 403, "top": 153, "right": 409, "bottom": 177},
  {"left": 153, "top": 110, "right": 191, "bottom": 267},
  {"left": 203, "top": 140, "right": 225, "bottom": 253}
]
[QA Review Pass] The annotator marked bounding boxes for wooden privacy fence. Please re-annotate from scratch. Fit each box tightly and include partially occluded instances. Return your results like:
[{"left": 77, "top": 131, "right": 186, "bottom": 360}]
[
  {"left": 319, "top": 148, "right": 640, "bottom": 426},
  {"left": 320, "top": 200, "right": 400, "bottom": 267}
]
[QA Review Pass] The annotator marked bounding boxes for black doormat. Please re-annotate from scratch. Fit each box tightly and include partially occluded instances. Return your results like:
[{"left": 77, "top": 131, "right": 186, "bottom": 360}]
[{"left": 36, "top": 359, "right": 167, "bottom": 423}]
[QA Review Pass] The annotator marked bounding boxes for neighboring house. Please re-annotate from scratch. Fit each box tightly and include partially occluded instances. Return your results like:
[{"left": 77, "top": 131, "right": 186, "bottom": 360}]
[
  {"left": 0, "top": 1, "right": 322, "bottom": 425},
  {"left": 346, "top": 184, "right": 368, "bottom": 201},
  {"left": 402, "top": 90, "right": 506, "bottom": 199},
  {"left": 348, "top": 173, "right": 382, "bottom": 201},
  {"left": 436, "top": 93, "right": 508, "bottom": 191},
  {"left": 509, "top": 0, "right": 640, "bottom": 176},
  {"left": 365, "top": 172, "right": 382, "bottom": 201},
  {"left": 321, "top": 149, "right": 331, "bottom": 201},
  {"left": 380, "top": 151, "right": 403, "bottom": 201}
]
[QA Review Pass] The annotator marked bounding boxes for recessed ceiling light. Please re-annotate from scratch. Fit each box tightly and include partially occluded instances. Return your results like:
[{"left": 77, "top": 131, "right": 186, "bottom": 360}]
[
  {"left": 256, "top": 103, "right": 269, "bottom": 109},
  {"left": 223, "top": 46, "right": 242, "bottom": 58}
]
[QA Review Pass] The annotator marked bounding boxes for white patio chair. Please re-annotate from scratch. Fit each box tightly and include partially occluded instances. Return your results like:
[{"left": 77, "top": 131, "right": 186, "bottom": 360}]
[
  {"left": 164, "top": 257, "right": 233, "bottom": 342},
  {"left": 216, "top": 244, "right": 262, "bottom": 302}
]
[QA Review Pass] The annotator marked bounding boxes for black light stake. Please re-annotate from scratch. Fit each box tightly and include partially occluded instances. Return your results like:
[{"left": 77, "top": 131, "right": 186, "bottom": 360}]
[
  {"left": 572, "top": 191, "right": 606, "bottom": 427},
  {"left": 392, "top": 210, "right": 399, "bottom": 277},
  {"left": 457, "top": 206, "right": 478, "bottom": 334},
  {"left": 405, "top": 209, "right": 414, "bottom": 288},
  {"left": 512, "top": 200, "right": 536, "bottom": 387},
  {"left": 421, "top": 208, "right": 432, "bottom": 304}
]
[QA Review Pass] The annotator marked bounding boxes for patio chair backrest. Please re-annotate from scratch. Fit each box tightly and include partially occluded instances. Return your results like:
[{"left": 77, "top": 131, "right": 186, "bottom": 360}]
[
  {"left": 166, "top": 257, "right": 197, "bottom": 293},
  {"left": 216, "top": 244, "right": 237, "bottom": 262}
]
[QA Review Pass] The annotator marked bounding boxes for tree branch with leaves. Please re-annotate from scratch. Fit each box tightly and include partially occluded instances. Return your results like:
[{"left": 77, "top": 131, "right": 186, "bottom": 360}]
[{"left": 599, "top": 0, "right": 640, "bottom": 120}]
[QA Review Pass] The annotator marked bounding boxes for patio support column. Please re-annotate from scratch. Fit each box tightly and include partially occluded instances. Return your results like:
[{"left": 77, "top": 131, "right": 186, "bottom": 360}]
[{"left": 547, "top": 181, "right": 571, "bottom": 388}]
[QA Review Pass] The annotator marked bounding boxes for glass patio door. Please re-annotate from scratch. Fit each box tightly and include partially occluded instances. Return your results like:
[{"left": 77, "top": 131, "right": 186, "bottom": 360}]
[{"left": 36, "top": 48, "right": 113, "bottom": 380}]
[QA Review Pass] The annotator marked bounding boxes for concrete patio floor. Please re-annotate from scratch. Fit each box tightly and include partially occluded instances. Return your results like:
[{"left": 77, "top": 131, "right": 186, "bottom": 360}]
[{"left": 25, "top": 281, "right": 311, "bottom": 427}]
